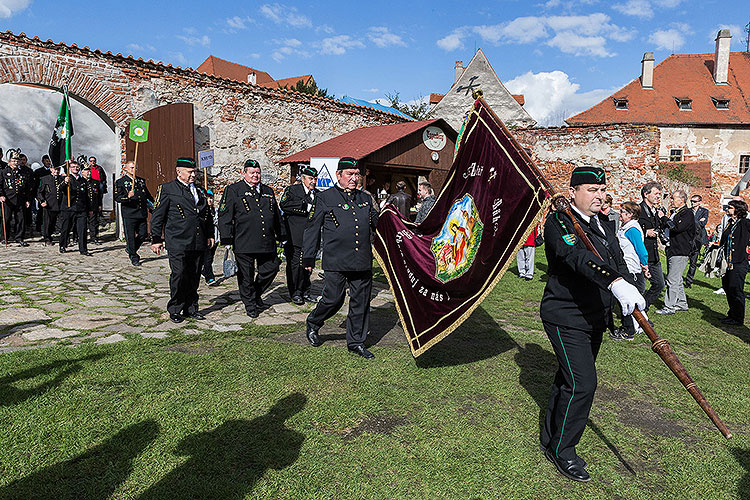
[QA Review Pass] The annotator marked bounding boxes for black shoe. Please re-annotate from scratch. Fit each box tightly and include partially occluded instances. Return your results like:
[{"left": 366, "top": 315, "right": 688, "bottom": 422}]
[
  {"left": 544, "top": 448, "right": 590, "bottom": 482},
  {"left": 81, "top": 251, "right": 94, "bottom": 256},
  {"left": 94, "top": 240, "right": 102, "bottom": 246},
  {"left": 247, "top": 309, "right": 259, "bottom": 318},
  {"left": 170, "top": 313, "right": 184, "bottom": 323},
  {"left": 540, "top": 445, "right": 587, "bottom": 469},
  {"left": 306, "top": 324, "right": 322, "bottom": 347},
  {"left": 17, "top": 241, "right": 29, "bottom": 247},
  {"left": 291, "top": 294, "right": 304, "bottom": 305},
  {"left": 348, "top": 345, "right": 375, "bottom": 359},
  {"left": 303, "top": 294, "right": 319, "bottom": 303},
  {"left": 59, "top": 247, "right": 66, "bottom": 253},
  {"left": 187, "top": 312, "right": 206, "bottom": 320},
  {"left": 131, "top": 258, "right": 142, "bottom": 267},
  {"left": 256, "top": 300, "right": 270, "bottom": 311},
  {"left": 720, "top": 317, "right": 742, "bottom": 325}
]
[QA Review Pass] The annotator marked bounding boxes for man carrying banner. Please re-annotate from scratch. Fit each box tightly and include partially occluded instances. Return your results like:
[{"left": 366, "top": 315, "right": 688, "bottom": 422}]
[
  {"left": 114, "top": 160, "right": 153, "bottom": 266},
  {"left": 151, "top": 158, "right": 214, "bottom": 323},
  {"left": 303, "top": 157, "right": 379, "bottom": 359},
  {"left": 58, "top": 161, "right": 92, "bottom": 255},
  {"left": 540, "top": 166, "right": 645, "bottom": 482}
]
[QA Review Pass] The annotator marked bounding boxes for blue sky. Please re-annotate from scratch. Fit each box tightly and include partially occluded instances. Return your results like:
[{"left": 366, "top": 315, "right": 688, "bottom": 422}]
[{"left": 1, "top": 0, "right": 747, "bottom": 125}]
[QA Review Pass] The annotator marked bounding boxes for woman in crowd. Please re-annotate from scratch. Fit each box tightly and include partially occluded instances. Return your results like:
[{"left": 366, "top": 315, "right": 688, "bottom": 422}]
[{"left": 719, "top": 199, "right": 750, "bottom": 325}]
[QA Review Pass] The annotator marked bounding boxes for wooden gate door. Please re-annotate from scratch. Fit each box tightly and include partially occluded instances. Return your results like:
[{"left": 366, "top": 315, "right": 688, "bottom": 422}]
[{"left": 125, "top": 102, "right": 195, "bottom": 196}]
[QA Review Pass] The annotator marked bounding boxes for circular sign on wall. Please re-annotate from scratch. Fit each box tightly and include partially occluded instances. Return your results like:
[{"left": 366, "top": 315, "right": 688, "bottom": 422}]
[{"left": 423, "top": 126, "right": 447, "bottom": 151}]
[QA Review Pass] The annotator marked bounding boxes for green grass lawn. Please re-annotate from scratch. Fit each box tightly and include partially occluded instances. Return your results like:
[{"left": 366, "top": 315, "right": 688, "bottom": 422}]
[{"left": 0, "top": 252, "right": 748, "bottom": 499}]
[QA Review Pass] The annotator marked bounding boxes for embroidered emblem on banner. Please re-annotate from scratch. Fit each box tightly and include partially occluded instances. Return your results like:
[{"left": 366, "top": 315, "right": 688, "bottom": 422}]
[{"left": 431, "top": 194, "right": 483, "bottom": 283}]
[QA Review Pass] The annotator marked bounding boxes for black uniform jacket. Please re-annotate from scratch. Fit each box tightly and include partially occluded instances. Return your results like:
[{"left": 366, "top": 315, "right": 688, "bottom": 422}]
[
  {"left": 218, "top": 181, "right": 283, "bottom": 254},
  {"left": 638, "top": 201, "right": 668, "bottom": 264},
  {"left": 666, "top": 205, "right": 696, "bottom": 257},
  {"left": 280, "top": 183, "right": 316, "bottom": 247},
  {"left": 36, "top": 175, "right": 63, "bottom": 211},
  {"left": 59, "top": 175, "right": 90, "bottom": 213},
  {"left": 693, "top": 206, "right": 709, "bottom": 246},
  {"left": 540, "top": 208, "right": 628, "bottom": 332},
  {"left": 302, "top": 185, "right": 378, "bottom": 272},
  {"left": 0, "top": 166, "right": 33, "bottom": 206},
  {"left": 114, "top": 175, "right": 153, "bottom": 220},
  {"left": 719, "top": 217, "right": 750, "bottom": 265},
  {"left": 150, "top": 179, "right": 214, "bottom": 252},
  {"left": 86, "top": 178, "right": 103, "bottom": 210}
]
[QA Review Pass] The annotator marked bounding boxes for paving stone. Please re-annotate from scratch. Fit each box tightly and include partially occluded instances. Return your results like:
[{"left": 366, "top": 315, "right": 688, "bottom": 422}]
[
  {"left": 219, "top": 314, "right": 253, "bottom": 324},
  {"left": 102, "top": 324, "right": 144, "bottom": 334},
  {"left": 53, "top": 314, "right": 120, "bottom": 331},
  {"left": 140, "top": 332, "right": 168, "bottom": 339},
  {"left": 85, "top": 297, "right": 125, "bottom": 308},
  {"left": 272, "top": 302, "right": 301, "bottom": 314},
  {"left": 40, "top": 302, "right": 72, "bottom": 313},
  {"left": 95, "top": 334, "right": 127, "bottom": 344},
  {"left": 22, "top": 328, "right": 80, "bottom": 341},
  {"left": 290, "top": 313, "right": 310, "bottom": 323},
  {"left": 211, "top": 323, "right": 244, "bottom": 332},
  {"left": 154, "top": 321, "right": 184, "bottom": 331},
  {"left": 183, "top": 329, "right": 203, "bottom": 336},
  {"left": 131, "top": 317, "right": 160, "bottom": 327},
  {"left": 0, "top": 307, "right": 51, "bottom": 329},
  {"left": 254, "top": 316, "right": 295, "bottom": 326}
]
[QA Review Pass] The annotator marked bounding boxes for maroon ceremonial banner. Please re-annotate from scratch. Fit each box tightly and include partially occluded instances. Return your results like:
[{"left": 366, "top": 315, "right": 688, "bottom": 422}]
[{"left": 373, "top": 98, "right": 549, "bottom": 357}]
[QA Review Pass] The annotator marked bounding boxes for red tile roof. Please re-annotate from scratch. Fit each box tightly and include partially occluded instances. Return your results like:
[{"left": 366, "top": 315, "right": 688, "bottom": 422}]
[
  {"left": 567, "top": 52, "right": 750, "bottom": 125},
  {"left": 430, "top": 93, "right": 445, "bottom": 104},
  {"left": 197, "top": 55, "right": 274, "bottom": 84},
  {"left": 259, "top": 74, "right": 313, "bottom": 89},
  {"left": 280, "top": 119, "right": 450, "bottom": 163},
  {"left": 512, "top": 94, "right": 525, "bottom": 106}
]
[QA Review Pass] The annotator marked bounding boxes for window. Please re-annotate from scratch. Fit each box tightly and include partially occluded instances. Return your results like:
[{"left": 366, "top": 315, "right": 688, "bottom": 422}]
[
  {"left": 674, "top": 97, "right": 692, "bottom": 110},
  {"left": 669, "top": 149, "right": 683, "bottom": 162},
  {"left": 740, "top": 155, "right": 750, "bottom": 174},
  {"left": 613, "top": 97, "right": 628, "bottom": 110},
  {"left": 712, "top": 97, "right": 730, "bottom": 110}
]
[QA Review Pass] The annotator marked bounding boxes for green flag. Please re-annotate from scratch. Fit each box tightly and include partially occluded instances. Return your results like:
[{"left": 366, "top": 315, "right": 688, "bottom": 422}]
[
  {"left": 129, "top": 119, "right": 149, "bottom": 143},
  {"left": 48, "top": 86, "right": 74, "bottom": 167}
]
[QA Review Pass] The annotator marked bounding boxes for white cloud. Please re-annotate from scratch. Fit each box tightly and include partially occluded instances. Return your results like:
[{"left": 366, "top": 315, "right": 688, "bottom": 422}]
[
  {"left": 316, "top": 24, "right": 335, "bottom": 34},
  {"left": 505, "top": 70, "right": 621, "bottom": 126},
  {"left": 0, "top": 0, "right": 31, "bottom": 18},
  {"left": 226, "top": 16, "right": 253, "bottom": 31},
  {"left": 282, "top": 38, "right": 302, "bottom": 47},
  {"left": 271, "top": 39, "right": 309, "bottom": 62},
  {"left": 126, "top": 43, "right": 156, "bottom": 53},
  {"left": 612, "top": 0, "right": 653, "bottom": 19},
  {"left": 177, "top": 34, "right": 211, "bottom": 47},
  {"left": 649, "top": 27, "right": 687, "bottom": 51},
  {"left": 317, "top": 35, "right": 365, "bottom": 56},
  {"left": 169, "top": 52, "right": 189, "bottom": 67},
  {"left": 438, "top": 13, "right": 632, "bottom": 57},
  {"left": 364, "top": 88, "right": 380, "bottom": 93},
  {"left": 260, "top": 3, "right": 312, "bottom": 28},
  {"left": 367, "top": 27, "right": 406, "bottom": 48}
]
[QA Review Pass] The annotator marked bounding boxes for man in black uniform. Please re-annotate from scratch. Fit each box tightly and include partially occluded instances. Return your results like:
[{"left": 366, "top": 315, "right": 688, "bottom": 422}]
[
  {"left": 150, "top": 157, "right": 215, "bottom": 323},
  {"left": 0, "top": 152, "right": 33, "bottom": 246},
  {"left": 218, "top": 159, "right": 283, "bottom": 318},
  {"left": 36, "top": 164, "right": 63, "bottom": 245},
  {"left": 58, "top": 161, "right": 92, "bottom": 255},
  {"left": 540, "top": 166, "right": 645, "bottom": 482},
  {"left": 303, "top": 157, "right": 379, "bottom": 359},
  {"left": 34, "top": 155, "right": 54, "bottom": 233},
  {"left": 81, "top": 166, "right": 103, "bottom": 245},
  {"left": 17, "top": 154, "right": 35, "bottom": 238},
  {"left": 280, "top": 165, "right": 318, "bottom": 305},
  {"left": 114, "top": 160, "right": 153, "bottom": 266}
]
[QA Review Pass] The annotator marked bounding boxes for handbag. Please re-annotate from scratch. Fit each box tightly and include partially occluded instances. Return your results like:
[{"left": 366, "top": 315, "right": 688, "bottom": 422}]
[
  {"left": 534, "top": 233, "right": 544, "bottom": 246},
  {"left": 223, "top": 247, "right": 237, "bottom": 278}
]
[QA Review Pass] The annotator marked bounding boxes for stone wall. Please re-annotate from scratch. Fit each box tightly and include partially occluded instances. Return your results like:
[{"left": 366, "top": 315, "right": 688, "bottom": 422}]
[{"left": 0, "top": 31, "right": 405, "bottom": 195}]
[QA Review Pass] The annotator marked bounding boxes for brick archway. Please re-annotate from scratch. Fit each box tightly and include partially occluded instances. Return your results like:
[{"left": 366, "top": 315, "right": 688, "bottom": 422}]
[{"left": 0, "top": 56, "right": 131, "bottom": 128}]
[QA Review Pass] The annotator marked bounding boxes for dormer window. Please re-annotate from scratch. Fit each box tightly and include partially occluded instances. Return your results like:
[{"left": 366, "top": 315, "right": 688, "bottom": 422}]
[
  {"left": 613, "top": 97, "right": 628, "bottom": 110},
  {"left": 712, "top": 97, "right": 730, "bottom": 110},
  {"left": 675, "top": 97, "right": 692, "bottom": 110}
]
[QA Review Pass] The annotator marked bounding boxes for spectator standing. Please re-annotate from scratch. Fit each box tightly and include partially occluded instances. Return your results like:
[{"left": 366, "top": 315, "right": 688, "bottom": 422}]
[
  {"left": 718, "top": 199, "right": 750, "bottom": 325},
  {"left": 87, "top": 156, "right": 108, "bottom": 199},
  {"left": 516, "top": 226, "right": 538, "bottom": 281},
  {"left": 414, "top": 181, "right": 436, "bottom": 224},
  {"left": 685, "top": 195, "right": 709, "bottom": 288},
  {"left": 384, "top": 180, "right": 411, "bottom": 218},
  {"left": 638, "top": 181, "right": 667, "bottom": 310},
  {"left": 656, "top": 190, "right": 695, "bottom": 315},
  {"left": 600, "top": 194, "right": 620, "bottom": 233}
]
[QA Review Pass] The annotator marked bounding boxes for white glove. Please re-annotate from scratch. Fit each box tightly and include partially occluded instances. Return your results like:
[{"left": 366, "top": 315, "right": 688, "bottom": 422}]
[{"left": 610, "top": 279, "right": 646, "bottom": 316}]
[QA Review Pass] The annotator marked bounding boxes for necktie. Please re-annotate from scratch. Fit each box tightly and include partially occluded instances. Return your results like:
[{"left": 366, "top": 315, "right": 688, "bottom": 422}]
[{"left": 189, "top": 183, "right": 199, "bottom": 205}]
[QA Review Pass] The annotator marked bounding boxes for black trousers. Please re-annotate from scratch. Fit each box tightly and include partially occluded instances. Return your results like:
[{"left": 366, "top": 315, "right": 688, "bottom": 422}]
[
  {"left": 202, "top": 244, "right": 218, "bottom": 280},
  {"left": 541, "top": 321, "right": 602, "bottom": 461},
  {"left": 644, "top": 260, "right": 665, "bottom": 310},
  {"left": 87, "top": 212, "right": 99, "bottom": 241},
  {"left": 307, "top": 270, "right": 372, "bottom": 348},
  {"left": 285, "top": 243, "right": 311, "bottom": 297},
  {"left": 722, "top": 260, "right": 748, "bottom": 322},
  {"left": 236, "top": 252, "right": 280, "bottom": 313},
  {"left": 123, "top": 217, "right": 148, "bottom": 259},
  {"left": 685, "top": 243, "right": 703, "bottom": 286},
  {"left": 167, "top": 250, "right": 204, "bottom": 316},
  {"left": 1, "top": 201, "right": 25, "bottom": 242},
  {"left": 42, "top": 208, "right": 59, "bottom": 242},
  {"left": 59, "top": 210, "right": 87, "bottom": 253}
]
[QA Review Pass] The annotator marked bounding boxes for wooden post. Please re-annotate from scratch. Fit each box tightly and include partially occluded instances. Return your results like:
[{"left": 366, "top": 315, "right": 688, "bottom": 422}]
[
  {"left": 204, "top": 166, "right": 208, "bottom": 191},
  {"left": 132, "top": 142, "right": 139, "bottom": 179},
  {"left": 66, "top": 160, "right": 70, "bottom": 207}
]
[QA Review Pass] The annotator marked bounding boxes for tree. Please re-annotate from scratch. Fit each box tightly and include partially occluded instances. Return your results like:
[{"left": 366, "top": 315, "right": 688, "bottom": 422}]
[
  {"left": 282, "top": 78, "right": 332, "bottom": 99},
  {"left": 384, "top": 91, "right": 430, "bottom": 120}
]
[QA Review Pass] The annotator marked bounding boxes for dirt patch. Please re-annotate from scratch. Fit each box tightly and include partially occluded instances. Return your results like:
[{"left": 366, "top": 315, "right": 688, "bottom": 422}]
[
  {"left": 164, "top": 342, "right": 218, "bottom": 355},
  {"left": 340, "top": 414, "right": 408, "bottom": 440},
  {"left": 595, "top": 384, "right": 686, "bottom": 437}
]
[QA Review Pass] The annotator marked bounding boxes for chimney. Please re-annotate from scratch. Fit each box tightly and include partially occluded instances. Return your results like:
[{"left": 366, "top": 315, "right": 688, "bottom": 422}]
[
  {"left": 248, "top": 72, "right": 257, "bottom": 85},
  {"left": 454, "top": 61, "right": 463, "bottom": 83},
  {"left": 713, "top": 29, "right": 731, "bottom": 84},
  {"left": 641, "top": 52, "right": 654, "bottom": 89}
]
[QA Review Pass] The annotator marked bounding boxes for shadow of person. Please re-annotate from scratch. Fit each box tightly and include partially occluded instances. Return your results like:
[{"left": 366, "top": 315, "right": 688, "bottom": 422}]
[
  {"left": 0, "top": 353, "right": 106, "bottom": 407},
  {"left": 731, "top": 448, "right": 750, "bottom": 500},
  {"left": 686, "top": 295, "right": 750, "bottom": 345},
  {"left": 0, "top": 420, "right": 159, "bottom": 500},
  {"left": 200, "top": 290, "right": 240, "bottom": 315},
  {"left": 139, "top": 393, "right": 307, "bottom": 500},
  {"left": 415, "top": 306, "right": 517, "bottom": 368},
  {"left": 514, "top": 342, "right": 556, "bottom": 436}
]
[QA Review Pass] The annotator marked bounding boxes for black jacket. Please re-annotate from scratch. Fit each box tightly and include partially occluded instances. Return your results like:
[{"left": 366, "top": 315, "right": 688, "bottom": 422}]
[
  {"left": 280, "top": 183, "right": 316, "bottom": 247},
  {"left": 218, "top": 181, "right": 283, "bottom": 254},
  {"left": 540, "top": 208, "right": 628, "bottom": 332},
  {"left": 114, "top": 175, "right": 153, "bottom": 220},
  {"left": 0, "top": 166, "right": 34, "bottom": 206},
  {"left": 638, "top": 201, "right": 669, "bottom": 264},
  {"left": 385, "top": 189, "right": 412, "bottom": 218},
  {"left": 86, "top": 178, "right": 103, "bottom": 210},
  {"left": 36, "top": 174, "right": 63, "bottom": 212},
  {"left": 719, "top": 218, "right": 750, "bottom": 265},
  {"left": 59, "top": 175, "right": 89, "bottom": 213},
  {"left": 693, "top": 206, "right": 709, "bottom": 246},
  {"left": 666, "top": 205, "right": 695, "bottom": 257},
  {"left": 302, "top": 185, "right": 378, "bottom": 272},
  {"left": 150, "top": 179, "right": 214, "bottom": 251}
]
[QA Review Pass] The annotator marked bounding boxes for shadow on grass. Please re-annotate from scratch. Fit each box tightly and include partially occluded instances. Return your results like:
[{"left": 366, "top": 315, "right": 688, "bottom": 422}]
[
  {"left": 138, "top": 393, "right": 307, "bottom": 500},
  {"left": 731, "top": 448, "right": 750, "bottom": 500},
  {"left": 416, "top": 306, "right": 517, "bottom": 368},
  {"left": 686, "top": 293, "right": 750, "bottom": 345},
  {"left": 201, "top": 290, "right": 240, "bottom": 315},
  {"left": 0, "top": 353, "right": 106, "bottom": 406},
  {"left": 0, "top": 420, "right": 159, "bottom": 499}
]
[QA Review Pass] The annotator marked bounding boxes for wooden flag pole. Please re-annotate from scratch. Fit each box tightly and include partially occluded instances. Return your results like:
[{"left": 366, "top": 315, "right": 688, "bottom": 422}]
[
  {"left": 66, "top": 160, "right": 70, "bottom": 207},
  {"left": 204, "top": 166, "right": 208, "bottom": 191},
  {"left": 133, "top": 142, "right": 139, "bottom": 179},
  {"left": 1, "top": 201, "right": 7, "bottom": 248}
]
